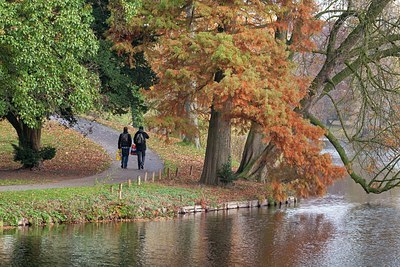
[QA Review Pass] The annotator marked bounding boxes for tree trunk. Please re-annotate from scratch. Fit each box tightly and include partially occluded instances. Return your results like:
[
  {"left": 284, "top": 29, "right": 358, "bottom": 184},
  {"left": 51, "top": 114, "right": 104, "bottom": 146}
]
[
  {"left": 237, "top": 122, "right": 298, "bottom": 182},
  {"left": 6, "top": 112, "right": 42, "bottom": 167},
  {"left": 183, "top": 99, "right": 201, "bottom": 149},
  {"left": 200, "top": 104, "right": 231, "bottom": 185},
  {"left": 182, "top": 5, "right": 201, "bottom": 149},
  {"left": 238, "top": 140, "right": 298, "bottom": 182},
  {"left": 23, "top": 126, "right": 42, "bottom": 151},
  {"left": 236, "top": 122, "right": 266, "bottom": 175},
  {"left": 237, "top": 142, "right": 274, "bottom": 182}
]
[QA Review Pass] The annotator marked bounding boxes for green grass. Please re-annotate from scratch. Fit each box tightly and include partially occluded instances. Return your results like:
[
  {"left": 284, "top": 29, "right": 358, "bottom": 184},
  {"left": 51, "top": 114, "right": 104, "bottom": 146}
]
[
  {"left": 175, "top": 141, "right": 205, "bottom": 156},
  {"left": 0, "top": 182, "right": 213, "bottom": 227},
  {"left": 102, "top": 112, "right": 133, "bottom": 126}
]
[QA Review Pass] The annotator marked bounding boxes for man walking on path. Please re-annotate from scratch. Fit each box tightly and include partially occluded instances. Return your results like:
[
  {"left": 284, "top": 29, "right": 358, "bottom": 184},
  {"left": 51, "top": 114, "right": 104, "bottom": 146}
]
[
  {"left": 134, "top": 126, "right": 150, "bottom": 169},
  {"left": 118, "top": 126, "right": 132, "bottom": 169}
]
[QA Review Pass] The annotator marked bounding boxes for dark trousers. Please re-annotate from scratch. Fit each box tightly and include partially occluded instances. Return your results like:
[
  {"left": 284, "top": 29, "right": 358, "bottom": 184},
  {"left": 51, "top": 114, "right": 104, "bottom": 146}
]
[
  {"left": 137, "top": 150, "right": 146, "bottom": 169},
  {"left": 121, "top": 147, "right": 130, "bottom": 168}
]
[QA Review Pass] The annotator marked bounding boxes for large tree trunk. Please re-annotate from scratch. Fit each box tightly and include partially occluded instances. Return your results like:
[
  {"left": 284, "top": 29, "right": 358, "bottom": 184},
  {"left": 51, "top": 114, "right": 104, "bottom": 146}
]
[
  {"left": 200, "top": 69, "right": 232, "bottom": 185},
  {"left": 237, "top": 142, "right": 275, "bottom": 182},
  {"left": 237, "top": 122, "right": 291, "bottom": 181},
  {"left": 200, "top": 104, "right": 231, "bottom": 185},
  {"left": 237, "top": 139, "right": 297, "bottom": 182},
  {"left": 236, "top": 122, "right": 266, "bottom": 176},
  {"left": 6, "top": 112, "right": 42, "bottom": 167}
]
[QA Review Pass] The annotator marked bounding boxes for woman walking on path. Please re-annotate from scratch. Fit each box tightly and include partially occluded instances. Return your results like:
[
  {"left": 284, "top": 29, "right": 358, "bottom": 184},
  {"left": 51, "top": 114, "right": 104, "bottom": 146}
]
[
  {"left": 134, "top": 126, "right": 149, "bottom": 169},
  {"left": 118, "top": 126, "right": 132, "bottom": 169}
]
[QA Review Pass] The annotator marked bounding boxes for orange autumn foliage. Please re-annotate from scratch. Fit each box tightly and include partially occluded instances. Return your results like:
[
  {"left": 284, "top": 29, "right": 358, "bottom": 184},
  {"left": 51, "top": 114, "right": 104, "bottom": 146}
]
[{"left": 108, "top": 0, "right": 345, "bottom": 198}]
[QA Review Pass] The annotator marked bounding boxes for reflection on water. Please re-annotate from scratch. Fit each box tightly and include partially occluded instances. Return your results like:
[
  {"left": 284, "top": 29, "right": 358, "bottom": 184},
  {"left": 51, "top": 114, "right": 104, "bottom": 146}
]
[{"left": 2, "top": 177, "right": 400, "bottom": 266}]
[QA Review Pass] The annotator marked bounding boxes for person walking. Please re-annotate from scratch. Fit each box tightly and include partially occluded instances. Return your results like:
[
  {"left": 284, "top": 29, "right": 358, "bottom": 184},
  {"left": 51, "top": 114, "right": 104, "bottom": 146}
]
[
  {"left": 118, "top": 126, "right": 132, "bottom": 169},
  {"left": 134, "top": 126, "right": 149, "bottom": 169}
]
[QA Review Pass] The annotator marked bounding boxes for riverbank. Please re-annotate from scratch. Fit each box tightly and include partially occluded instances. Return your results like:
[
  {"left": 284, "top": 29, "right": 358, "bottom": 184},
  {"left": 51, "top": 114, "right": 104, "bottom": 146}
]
[{"left": 0, "top": 179, "right": 273, "bottom": 228}]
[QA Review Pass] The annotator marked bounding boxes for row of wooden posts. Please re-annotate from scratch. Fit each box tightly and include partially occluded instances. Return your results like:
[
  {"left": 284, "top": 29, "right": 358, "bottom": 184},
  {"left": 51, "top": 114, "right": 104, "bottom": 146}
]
[{"left": 111, "top": 166, "right": 194, "bottom": 200}]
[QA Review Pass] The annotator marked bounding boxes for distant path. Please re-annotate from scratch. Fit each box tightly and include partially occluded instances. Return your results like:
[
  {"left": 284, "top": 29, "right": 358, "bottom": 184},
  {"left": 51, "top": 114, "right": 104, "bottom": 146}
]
[{"left": 0, "top": 118, "right": 164, "bottom": 192}]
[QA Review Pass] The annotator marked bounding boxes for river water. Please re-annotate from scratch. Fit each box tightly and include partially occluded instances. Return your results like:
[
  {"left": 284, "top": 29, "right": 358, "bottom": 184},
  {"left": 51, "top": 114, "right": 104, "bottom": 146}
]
[
  {"left": 1, "top": 177, "right": 399, "bottom": 267},
  {"left": 1, "top": 145, "right": 400, "bottom": 266}
]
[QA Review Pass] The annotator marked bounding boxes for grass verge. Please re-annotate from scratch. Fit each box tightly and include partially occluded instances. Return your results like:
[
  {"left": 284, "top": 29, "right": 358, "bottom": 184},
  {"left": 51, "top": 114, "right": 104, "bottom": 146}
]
[{"left": 0, "top": 181, "right": 268, "bottom": 227}]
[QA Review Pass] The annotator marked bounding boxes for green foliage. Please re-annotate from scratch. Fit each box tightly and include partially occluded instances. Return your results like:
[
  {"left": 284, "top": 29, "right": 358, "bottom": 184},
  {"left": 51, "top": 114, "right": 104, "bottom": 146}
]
[
  {"left": 267, "top": 195, "right": 275, "bottom": 205},
  {"left": 217, "top": 157, "right": 236, "bottom": 185},
  {"left": 0, "top": 0, "right": 99, "bottom": 127},
  {"left": 95, "top": 39, "right": 135, "bottom": 113},
  {"left": 95, "top": 41, "right": 150, "bottom": 122},
  {"left": 0, "top": 99, "right": 6, "bottom": 117},
  {"left": 108, "top": 0, "right": 142, "bottom": 24},
  {"left": 40, "top": 146, "right": 57, "bottom": 160},
  {"left": 12, "top": 144, "right": 40, "bottom": 168},
  {"left": 89, "top": 0, "right": 156, "bottom": 126},
  {"left": 12, "top": 144, "right": 56, "bottom": 168}
]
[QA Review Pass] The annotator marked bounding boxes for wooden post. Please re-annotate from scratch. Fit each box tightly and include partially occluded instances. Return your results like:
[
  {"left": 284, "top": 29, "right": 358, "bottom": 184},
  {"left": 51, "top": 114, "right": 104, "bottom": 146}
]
[
  {"left": 189, "top": 165, "right": 193, "bottom": 176},
  {"left": 118, "top": 183, "right": 123, "bottom": 200},
  {"left": 138, "top": 176, "right": 141, "bottom": 185},
  {"left": 175, "top": 168, "right": 179, "bottom": 177},
  {"left": 167, "top": 168, "right": 170, "bottom": 179},
  {"left": 152, "top": 172, "right": 155, "bottom": 182},
  {"left": 128, "top": 179, "right": 131, "bottom": 187},
  {"left": 159, "top": 169, "right": 162, "bottom": 180},
  {"left": 179, "top": 195, "right": 183, "bottom": 202},
  {"left": 144, "top": 172, "right": 148, "bottom": 182},
  {"left": 110, "top": 186, "right": 113, "bottom": 193}
]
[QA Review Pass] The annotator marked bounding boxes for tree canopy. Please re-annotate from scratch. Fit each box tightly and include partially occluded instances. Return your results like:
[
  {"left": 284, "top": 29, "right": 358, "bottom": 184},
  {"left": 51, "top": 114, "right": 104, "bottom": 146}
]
[{"left": 0, "top": 0, "right": 99, "bottom": 128}]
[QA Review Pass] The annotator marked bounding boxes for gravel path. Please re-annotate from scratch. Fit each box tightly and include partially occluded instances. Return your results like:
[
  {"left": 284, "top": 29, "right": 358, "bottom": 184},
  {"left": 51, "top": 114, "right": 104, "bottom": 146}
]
[{"left": 0, "top": 118, "right": 164, "bottom": 192}]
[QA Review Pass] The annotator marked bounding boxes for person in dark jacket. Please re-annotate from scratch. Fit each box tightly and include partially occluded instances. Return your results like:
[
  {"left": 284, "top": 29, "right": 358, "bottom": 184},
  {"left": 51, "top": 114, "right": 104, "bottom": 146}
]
[
  {"left": 118, "top": 126, "right": 132, "bottom": 169},
  {"left": 133, "top": 126, "right": 150, "bottom": 169}
]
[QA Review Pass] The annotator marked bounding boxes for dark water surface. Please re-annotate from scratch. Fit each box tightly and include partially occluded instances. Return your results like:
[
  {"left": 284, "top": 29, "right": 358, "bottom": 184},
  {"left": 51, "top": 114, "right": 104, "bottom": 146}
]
[{"left": 1, "top": 176, "right": 400, "bottom": 267}]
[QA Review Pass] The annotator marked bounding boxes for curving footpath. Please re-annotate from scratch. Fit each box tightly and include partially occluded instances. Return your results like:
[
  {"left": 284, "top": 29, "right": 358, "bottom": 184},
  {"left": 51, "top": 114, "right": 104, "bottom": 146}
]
[{"left": 0, "top": 118, "right": 164, "bottom": 192}]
